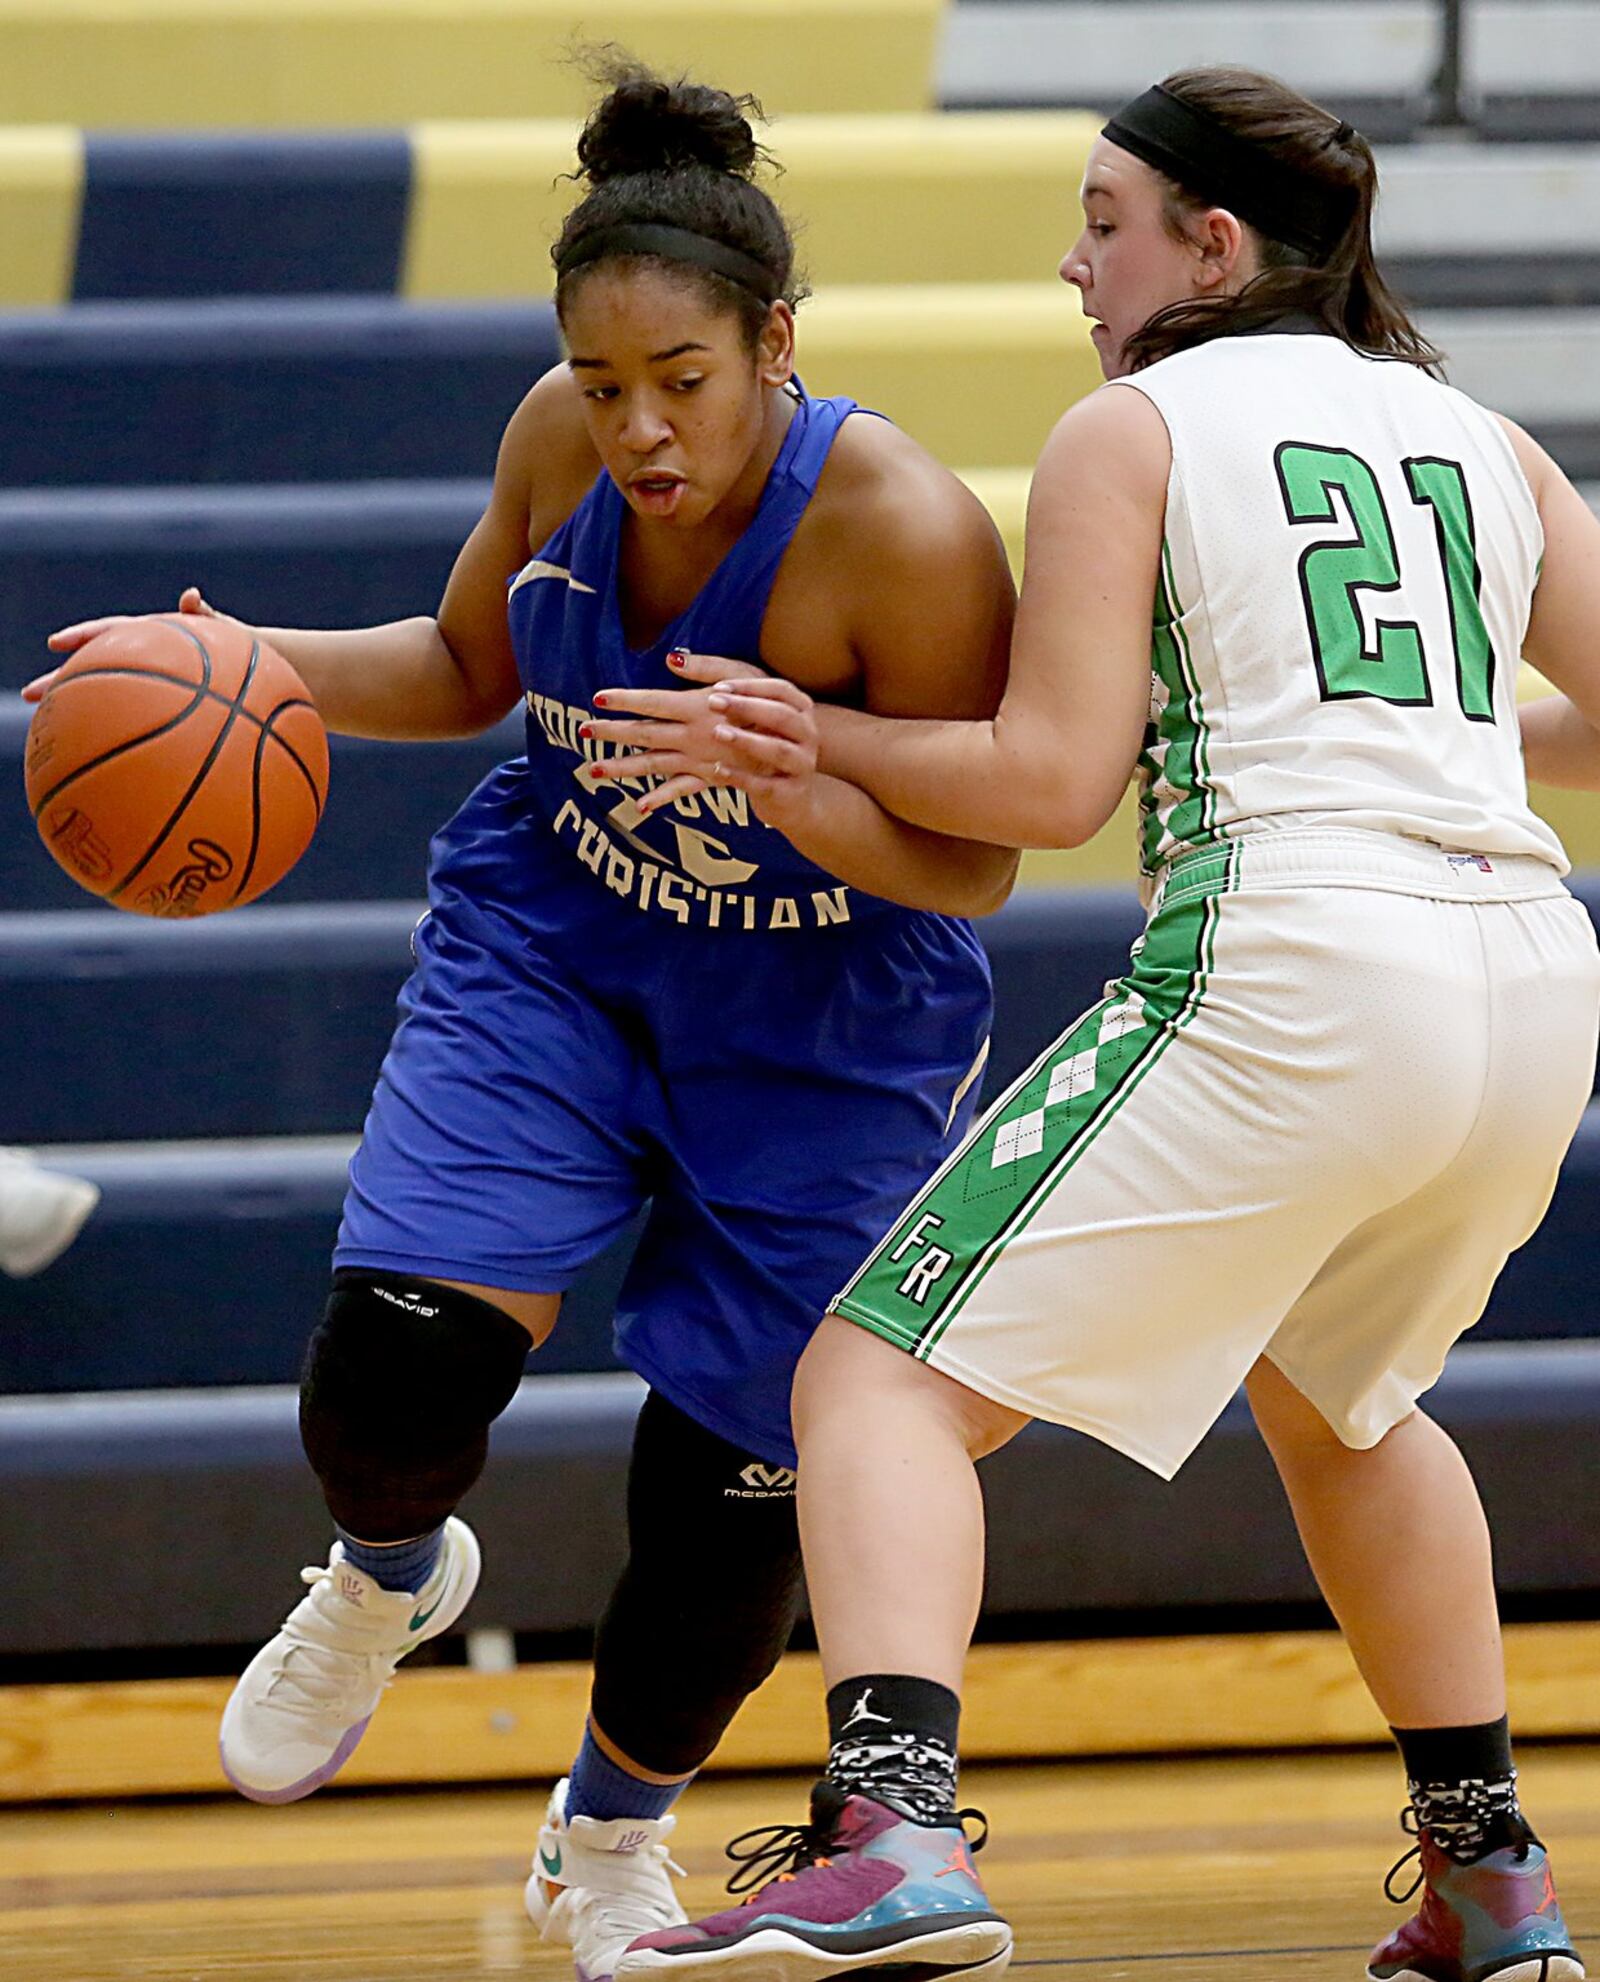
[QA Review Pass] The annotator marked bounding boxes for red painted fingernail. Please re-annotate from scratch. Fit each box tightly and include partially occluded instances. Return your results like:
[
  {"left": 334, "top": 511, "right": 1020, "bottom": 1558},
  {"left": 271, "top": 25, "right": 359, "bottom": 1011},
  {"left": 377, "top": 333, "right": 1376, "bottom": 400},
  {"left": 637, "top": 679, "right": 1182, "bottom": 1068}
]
[
  {"left": 667, "top": 650, "right": 687, "bottom": 669},
  {"left": 589, "top": 763, "right": 607, "bottom": 779},
  {"left": 593, "top": 693, "right": 609, "bottom": 708},
  {"left": 578, "top": 723, "right": 593, "bottom": 739}
]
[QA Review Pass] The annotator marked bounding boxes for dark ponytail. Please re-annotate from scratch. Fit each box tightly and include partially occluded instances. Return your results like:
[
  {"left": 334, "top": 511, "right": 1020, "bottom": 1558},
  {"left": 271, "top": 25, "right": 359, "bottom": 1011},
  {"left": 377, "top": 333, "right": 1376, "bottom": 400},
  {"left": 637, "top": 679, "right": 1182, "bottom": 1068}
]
[
  {"left": 1121, "top": 66, "right": 1442, "bottom": 375},
  {"left": 554, "top": 54, "right": 807, "bottom": 346}
]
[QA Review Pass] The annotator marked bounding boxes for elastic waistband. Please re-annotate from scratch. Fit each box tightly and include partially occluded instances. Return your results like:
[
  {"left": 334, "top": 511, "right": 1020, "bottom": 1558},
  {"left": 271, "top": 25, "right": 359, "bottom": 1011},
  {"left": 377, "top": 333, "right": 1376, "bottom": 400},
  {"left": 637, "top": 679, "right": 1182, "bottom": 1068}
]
[{"left": 1154, "top": 829, "right": 1570, "bottom": 911}]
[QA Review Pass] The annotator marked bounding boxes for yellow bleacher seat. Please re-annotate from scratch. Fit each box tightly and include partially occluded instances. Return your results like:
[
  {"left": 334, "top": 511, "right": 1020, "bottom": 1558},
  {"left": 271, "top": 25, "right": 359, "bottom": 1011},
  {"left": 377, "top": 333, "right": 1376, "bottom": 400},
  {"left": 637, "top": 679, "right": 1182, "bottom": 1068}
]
[
  {"left": 800, "top": 283, "right": 1099, "bottom": 470},
  {"left": 0, "top": 128, "right": 82, "bottom": 309},
  {"left": 0, "top": 0, "right": 943, "bottom": 127},
  {"left": 957, "top": 465, "right": 1029, "bottom": 574},
  {"left": 406, "top": 113, "right": 1099, "bottom": 298}
]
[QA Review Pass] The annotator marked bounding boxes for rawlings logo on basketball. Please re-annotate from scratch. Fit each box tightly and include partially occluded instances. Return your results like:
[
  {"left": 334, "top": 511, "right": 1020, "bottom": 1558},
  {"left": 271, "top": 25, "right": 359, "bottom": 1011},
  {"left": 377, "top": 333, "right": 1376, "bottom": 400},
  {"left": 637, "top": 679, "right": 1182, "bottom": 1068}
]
[{"left": 137, "top": 838, "right": 235, "bottom": 918}]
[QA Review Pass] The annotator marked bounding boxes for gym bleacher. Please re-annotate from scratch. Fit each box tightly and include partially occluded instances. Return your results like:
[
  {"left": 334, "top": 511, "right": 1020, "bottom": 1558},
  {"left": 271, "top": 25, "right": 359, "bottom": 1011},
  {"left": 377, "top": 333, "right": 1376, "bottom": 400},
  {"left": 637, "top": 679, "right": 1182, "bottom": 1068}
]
[{"left": 4, "top": 0, "right": 1600, "bottom": 1789}]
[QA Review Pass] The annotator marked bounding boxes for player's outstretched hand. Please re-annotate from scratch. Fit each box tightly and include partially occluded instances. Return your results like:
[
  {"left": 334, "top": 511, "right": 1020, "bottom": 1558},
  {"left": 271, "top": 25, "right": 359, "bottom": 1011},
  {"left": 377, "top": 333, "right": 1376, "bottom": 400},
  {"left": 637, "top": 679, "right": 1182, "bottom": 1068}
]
[
  {"left": 584, "top": 649, "right": 819, "bottom": 822},
  {"left": 26, "top": 586, "right": 228, "bottom": 702}
]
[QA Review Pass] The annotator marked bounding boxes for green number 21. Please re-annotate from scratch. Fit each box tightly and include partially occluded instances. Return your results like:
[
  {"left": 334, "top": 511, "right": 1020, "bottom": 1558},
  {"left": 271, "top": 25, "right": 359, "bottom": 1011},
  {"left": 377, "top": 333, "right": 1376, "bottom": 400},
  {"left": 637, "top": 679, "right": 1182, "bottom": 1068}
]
[{"left": 1274, "top": 442, "right": 1497, "bottom": 723}]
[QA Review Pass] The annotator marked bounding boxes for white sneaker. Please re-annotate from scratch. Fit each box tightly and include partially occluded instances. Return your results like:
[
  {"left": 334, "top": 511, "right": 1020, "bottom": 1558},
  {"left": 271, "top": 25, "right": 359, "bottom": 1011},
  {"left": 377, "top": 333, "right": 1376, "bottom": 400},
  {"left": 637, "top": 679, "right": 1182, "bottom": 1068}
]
[
  {"left": 526, "top": 1777, "right": 689, "bottom": 1982},
  {"left": 219, "top": 1516, "right": 480, "bottom": 1803},
  {"left": 0, "top": 1148, "right": 99, "bottom": 1277}
]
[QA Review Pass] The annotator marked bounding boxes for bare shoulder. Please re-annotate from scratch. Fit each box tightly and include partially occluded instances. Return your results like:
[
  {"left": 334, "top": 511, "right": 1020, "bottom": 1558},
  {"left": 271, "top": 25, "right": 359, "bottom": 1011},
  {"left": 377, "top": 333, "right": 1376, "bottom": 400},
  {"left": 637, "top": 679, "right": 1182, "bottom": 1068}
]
[
  {"left": 772, "top": 407, "right": 1012, "bottom": 718},
  {"left": 497, "top": 364, "right": 601, "bottom": 537},
  {"left": 1018, "top": 384, "right": 1168, "bottom": 621},
  {"left": 1490, "top": 411, "right": 1600, "bottom": 560},
  {"left": 1033, "top": 381, "right": 1172, "bottom": 504},
  {"left": 502, "top": 362, "right": 592, "bottom": 461},
  {"left": 807, "top": 411, "right": 1012, "bottom": 581},
  {"left": 1492, "top": 410, "right": 1556, "bottom": 498}
]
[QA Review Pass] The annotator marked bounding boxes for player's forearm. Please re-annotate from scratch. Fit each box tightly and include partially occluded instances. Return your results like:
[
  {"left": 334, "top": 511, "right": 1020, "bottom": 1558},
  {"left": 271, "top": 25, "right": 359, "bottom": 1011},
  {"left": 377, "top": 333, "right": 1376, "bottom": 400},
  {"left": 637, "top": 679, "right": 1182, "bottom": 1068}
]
[
  {"left": 814, "top": 705, "right": 1082, "bottom": 850},
  {"left": 1519, "top": 694, "right": 1600, "bottom": 790},
  {"left": 769, "top": 773, "right": 1017, "bottom": 917},
  {"left": 256, "top": 617, "right": 515, "bottom": 741}
]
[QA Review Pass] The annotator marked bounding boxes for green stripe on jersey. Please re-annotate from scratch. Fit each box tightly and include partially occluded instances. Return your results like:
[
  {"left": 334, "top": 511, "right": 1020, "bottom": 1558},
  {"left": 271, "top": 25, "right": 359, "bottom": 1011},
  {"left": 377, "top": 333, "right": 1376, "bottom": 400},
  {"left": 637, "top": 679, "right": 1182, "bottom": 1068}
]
[
  {"left": 1138, "top": 541, "right": 1214, "bottom": 871},
  {"left": 831, "top": 848, "right": 1233, "bottom": 1359},
  {"left": 1165, "top": 540, "right": 1216, "bottom": 838}
]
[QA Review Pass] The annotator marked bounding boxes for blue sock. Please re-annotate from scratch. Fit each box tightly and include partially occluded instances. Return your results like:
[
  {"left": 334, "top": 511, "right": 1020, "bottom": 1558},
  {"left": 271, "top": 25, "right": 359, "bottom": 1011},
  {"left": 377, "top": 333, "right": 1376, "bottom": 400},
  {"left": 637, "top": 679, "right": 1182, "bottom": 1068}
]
[
  {"left": 336, "top": 1524, "right": 444, "bottom": 1594},
  {"left": 565, "top": 1727, "right": 690, "bottom": 1823}
]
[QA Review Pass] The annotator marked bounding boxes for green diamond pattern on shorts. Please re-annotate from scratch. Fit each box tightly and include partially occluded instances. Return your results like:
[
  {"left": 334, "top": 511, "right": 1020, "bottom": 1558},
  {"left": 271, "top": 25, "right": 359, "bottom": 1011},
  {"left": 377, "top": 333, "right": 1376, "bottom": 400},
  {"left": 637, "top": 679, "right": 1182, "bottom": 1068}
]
[
  {"left": 831, "top": 856, "right": 1233, "bottom": 1360},
  {"left": 984, "top": 991, "right": 1147, "bottom": 1188}
]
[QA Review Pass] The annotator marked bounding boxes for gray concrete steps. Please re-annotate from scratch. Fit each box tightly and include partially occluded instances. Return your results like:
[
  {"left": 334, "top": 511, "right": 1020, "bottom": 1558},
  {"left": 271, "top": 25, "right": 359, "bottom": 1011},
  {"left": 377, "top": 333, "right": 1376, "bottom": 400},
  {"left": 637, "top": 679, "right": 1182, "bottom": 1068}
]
[{"left": 942, "top": 1, "right": 1600, "bottom": 138}]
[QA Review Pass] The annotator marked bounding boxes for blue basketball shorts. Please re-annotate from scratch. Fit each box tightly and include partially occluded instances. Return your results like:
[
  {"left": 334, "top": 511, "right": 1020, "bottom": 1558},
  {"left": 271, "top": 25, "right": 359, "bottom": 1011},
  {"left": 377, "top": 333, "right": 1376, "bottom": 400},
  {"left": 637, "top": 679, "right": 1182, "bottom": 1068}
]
[{"left": 335, "top": 888, "right": 992, "bottom": 1464}]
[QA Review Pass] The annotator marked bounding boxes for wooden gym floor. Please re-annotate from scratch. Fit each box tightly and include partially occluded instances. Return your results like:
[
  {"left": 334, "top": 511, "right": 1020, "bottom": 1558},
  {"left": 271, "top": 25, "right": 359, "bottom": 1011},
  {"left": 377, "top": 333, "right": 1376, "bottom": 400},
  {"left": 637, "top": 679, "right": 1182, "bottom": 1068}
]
[{"left": 4, "top": 1744, "right": 1598, "bottom": 1980}]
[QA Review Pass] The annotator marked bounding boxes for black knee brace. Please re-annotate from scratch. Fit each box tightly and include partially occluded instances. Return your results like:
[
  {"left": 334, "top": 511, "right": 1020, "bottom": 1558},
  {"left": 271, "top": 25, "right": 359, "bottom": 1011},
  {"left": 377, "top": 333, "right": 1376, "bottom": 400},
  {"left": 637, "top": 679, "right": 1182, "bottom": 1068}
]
[
  {"left": 299, "top": 1270, "right": 532, "bottom": 1540},
  {"left": 590, "top": 1390, "right": 804, "bottom": 1777}
]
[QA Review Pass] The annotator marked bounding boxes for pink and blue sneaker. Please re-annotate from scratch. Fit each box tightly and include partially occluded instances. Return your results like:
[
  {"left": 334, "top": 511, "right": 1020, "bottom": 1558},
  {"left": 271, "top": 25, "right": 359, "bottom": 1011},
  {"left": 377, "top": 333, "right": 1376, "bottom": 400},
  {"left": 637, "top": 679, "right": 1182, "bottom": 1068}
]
[
  {"left": 1369, "top": 1817, "right": 1584, "bottom": 1982},
  {"left": 613, "top": 1779, "right": 1012, "bottom": 1979}
]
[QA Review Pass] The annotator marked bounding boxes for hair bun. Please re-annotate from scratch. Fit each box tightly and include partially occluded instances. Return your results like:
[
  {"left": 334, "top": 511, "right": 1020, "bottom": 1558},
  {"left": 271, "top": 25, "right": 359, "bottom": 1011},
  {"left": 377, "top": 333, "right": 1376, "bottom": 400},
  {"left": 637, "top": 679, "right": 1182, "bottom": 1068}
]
[{"left": 577, "top": 65, "right": 764, "bottom": 185}]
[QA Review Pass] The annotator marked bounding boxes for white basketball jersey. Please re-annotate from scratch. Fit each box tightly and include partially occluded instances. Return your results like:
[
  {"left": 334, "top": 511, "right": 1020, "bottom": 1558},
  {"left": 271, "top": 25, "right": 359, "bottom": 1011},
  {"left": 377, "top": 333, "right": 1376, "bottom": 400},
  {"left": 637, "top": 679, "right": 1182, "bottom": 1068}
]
[{"left": 1115, "top": 331, "right": 1566, "bottom": 878}]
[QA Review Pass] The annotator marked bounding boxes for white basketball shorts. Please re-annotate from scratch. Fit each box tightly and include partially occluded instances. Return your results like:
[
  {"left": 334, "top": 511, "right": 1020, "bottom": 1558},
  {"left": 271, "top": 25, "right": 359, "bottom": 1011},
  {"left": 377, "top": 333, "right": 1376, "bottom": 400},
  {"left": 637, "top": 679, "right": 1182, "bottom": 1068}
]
[{"left": 832, "top": 829, "right": 1600, "bottom": 1477}]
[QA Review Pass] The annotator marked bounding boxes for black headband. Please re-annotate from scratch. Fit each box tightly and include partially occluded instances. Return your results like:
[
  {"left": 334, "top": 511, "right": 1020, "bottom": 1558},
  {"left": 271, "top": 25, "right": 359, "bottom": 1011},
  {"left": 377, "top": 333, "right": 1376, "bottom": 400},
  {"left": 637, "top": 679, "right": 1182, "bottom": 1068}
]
[
  {"left": 1102, "top": 85, "right": 1356, "bottom": 261},
  {"left": 555, "top": 222, "right": 780, "bottom": 302}
]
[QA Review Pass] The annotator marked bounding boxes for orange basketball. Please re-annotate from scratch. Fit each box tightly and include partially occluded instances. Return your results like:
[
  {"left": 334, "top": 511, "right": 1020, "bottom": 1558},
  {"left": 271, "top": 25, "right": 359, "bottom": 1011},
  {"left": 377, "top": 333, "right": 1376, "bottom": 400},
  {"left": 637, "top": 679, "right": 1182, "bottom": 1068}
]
[{"left": 25, "top": 615, "right": 329, "bottom": 917}]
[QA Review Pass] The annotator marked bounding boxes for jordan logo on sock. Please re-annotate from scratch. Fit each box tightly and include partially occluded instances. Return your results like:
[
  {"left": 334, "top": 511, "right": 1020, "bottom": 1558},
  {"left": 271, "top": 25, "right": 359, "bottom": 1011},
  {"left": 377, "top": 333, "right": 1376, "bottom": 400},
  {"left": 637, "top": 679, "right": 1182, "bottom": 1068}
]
[{"left": 843, "top": 1689, "right": 894, "bottom": 1731}]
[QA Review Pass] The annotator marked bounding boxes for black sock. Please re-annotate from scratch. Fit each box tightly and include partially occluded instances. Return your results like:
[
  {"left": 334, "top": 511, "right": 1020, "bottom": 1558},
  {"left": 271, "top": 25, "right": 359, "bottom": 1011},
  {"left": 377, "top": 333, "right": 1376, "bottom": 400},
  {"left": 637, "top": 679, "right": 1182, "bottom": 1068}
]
[
  {"left": 825, "top": 1674, "right": 961, "bottom": 1826},
  {"left": 1392, "top": 1716, "right": 1533, "bottom": 1864}
]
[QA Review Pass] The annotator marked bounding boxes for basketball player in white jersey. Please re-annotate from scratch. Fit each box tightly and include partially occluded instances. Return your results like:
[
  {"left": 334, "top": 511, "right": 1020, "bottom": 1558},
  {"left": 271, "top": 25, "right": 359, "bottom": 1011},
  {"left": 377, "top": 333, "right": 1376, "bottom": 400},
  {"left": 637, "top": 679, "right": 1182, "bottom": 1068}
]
[{"left": 594, "top": 65, "right": 1600, "bottom": 1982}]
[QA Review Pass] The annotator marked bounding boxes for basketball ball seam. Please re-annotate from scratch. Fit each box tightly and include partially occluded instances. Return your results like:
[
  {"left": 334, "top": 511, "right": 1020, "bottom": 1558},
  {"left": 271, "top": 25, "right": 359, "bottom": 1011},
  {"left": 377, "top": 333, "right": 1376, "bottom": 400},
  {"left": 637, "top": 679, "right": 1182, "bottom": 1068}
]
[
  {"left": 109, "top": 638, "right": 263, "bottom": 904},
  {"left": 258, "top": 699, "right": 329, "bottom": 821},
  {"left": 40, "top": 675, "right": 328, "bottom": 790},
  {"left": 227, "top": 700, "right": 327, "bottom": 908},
  {"left": 39, "top": 666, "right": 273, "bottom": 730},
  {"left": 232, "top": 721, "right": 271, "bottom": 907},
  {"left": 28, "top": 671, "right": 215, "bottom": 821}
]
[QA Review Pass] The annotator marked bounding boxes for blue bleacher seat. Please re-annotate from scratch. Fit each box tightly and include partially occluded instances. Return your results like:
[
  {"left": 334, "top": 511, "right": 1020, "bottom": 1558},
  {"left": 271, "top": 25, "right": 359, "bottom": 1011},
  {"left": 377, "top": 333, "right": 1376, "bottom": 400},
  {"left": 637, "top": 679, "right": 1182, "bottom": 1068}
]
[
  {"left": 1, "top": 875, "right": 1596, "bottom": 1141},
  {"left": 2, "top": 1340, "right": 1594, "bottom": 1654},
  {"left": 0, "top": 300, "right": 560, "bottom": 487},
  {"left": 2, "top": 884, "right": 1598, "bottom": 1396},
  {"left": 74, "top": 135, "right": 412, "bottom": 302},
  {"left": 2, "top": 701, "right": 521, "bottom": 909},
  {"left": 7, "top": 881, "right": 1600, "bottom": 1148},
  {"left": 6, "top": 1101, "right": 1595, "bottom": 1394},
  {"left": 0, "top": 1137, "right": 641, "bottom": 1393},
  {"left": 0, "top": 482, "right": 487, "bottom": 691},
  {"left": 0, "top": 900, "right": 414, "bottom": 1140},
  {"left": 0, "top": 887, "right": 1146, "bottom": 1144}
]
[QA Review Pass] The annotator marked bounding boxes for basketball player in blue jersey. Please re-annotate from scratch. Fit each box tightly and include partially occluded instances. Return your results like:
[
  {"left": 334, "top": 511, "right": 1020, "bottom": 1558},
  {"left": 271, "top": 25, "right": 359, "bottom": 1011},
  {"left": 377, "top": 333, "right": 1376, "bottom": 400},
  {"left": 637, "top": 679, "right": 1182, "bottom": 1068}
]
[{"left": 36, "top": 64, "right": 1015, "bottom": 1982}]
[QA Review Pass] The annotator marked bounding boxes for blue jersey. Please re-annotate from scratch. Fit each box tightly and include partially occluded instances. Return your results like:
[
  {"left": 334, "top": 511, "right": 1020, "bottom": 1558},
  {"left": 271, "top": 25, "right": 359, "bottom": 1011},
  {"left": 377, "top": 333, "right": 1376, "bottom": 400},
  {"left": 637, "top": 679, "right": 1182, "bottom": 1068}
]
[
  {"left": 337, "top": 384, "right": 995, "bottom": 1463},
  {"left": 504, "top": 386, "right": 907, "bottom": 934}
]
